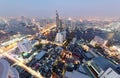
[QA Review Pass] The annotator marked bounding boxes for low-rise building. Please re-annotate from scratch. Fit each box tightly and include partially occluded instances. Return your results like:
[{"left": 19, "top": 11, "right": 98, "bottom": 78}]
[
  {"left": 64, "top": 70, "right": 90, "bottom": 78},
  {"left": 100, "top": 67, "right": 120, "bottom": 78},
  {"left": 83, "top": 57, "right": 120, "bottom": 78},
  {"left": 90, "top": 36, "right": 108, "bottom": 47},
  {"left": 35, "top": 51, "right": 46, "bottom": 60}
]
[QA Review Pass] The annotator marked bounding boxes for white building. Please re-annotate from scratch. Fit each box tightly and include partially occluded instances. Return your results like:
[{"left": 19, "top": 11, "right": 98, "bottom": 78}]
[
  {"left": 85, "top": 57, "right": 120, "bottom": 78},
  {"left": 55, "top": 31, "right": 66, "bottom": 43},
  {"left": 90, "top": 36, "right": 108, "bottom": 47},
  {"left": 17, "top": 39, "right": 32, "bottom": 53},
  {"left": 72, "top": 37, "right": 77, "bottom": 44},
  {"left": 0, "top": 59, "right": 19, "bottom": 78},
  {"left": 100, "top": 68, "right": 120, "bottom": 78}
]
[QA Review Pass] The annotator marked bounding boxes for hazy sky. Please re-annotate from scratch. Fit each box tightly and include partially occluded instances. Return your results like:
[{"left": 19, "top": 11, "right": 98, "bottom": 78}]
[{"left": 0, "top": 0, "right": 120, "bottom": 17}]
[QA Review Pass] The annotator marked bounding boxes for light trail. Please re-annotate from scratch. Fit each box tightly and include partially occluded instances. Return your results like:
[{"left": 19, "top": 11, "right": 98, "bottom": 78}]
[
  {"left": 41, "top": 24, "right": 56, "bottom": 34},
  {"left": 29, "top": 23, "right": 62, "bottom": 46},
  {"left": 40, "top": 39, "right": 62, "bottom": 46},
  {"left": 4, "top": 53, "right": 43, "bottom": 78},
  {"left": 0, "top": 23, "right": 58, "bottom": 78},
  {"left": 0, "top": 42, "right": 17, "bottom": 56},
  {"left": 39, "top": 24, "right": 63, "bottom": 46},
  {"left": 0, "top": 42, "right": 44, "bottom": 78},
  {"left": 29, "top": 24, "right": 56, "bottom": 40}
]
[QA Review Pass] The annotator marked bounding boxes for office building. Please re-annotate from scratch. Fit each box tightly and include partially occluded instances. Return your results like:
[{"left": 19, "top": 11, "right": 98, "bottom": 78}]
[
  {"left": 17, "top": 39, "right": 32, "bottom": 53},
  {"left": 56, "top": 10, "right": 60, "bottom": 28},
  {"left": 90, "top": 36, "right": 108, "bottom": 47},
  {"left": 55, "top": 31, "right": 66, "bottom": 43},
  {"left": 56, "top": 10, "right": 63, "bottom": 31}
]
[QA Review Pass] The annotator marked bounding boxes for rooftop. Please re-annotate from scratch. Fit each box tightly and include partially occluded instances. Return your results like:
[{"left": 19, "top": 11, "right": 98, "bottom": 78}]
[
  {"left": 65, "top": 70, "right": 90, "bottom": 78},
  {"left": 92, "top": 57, "right": 116, "bottom": 71}
]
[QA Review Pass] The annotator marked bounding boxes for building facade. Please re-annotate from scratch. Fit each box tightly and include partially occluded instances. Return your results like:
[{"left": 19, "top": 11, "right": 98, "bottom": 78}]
[
  {"left": 55, "top": 31, "right": 66, "bottom": 43},
  {"left": 17, "top": 39, "right": 32, "bottom": 53}
]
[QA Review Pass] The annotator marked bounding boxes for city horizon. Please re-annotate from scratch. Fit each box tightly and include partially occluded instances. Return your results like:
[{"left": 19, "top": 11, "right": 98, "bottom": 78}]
[
  {"left": 0, "top": 0, "right": 120, "bottom": 17},
  {"left": 0, "top": 0, "right": 120, "bottom": 78}
]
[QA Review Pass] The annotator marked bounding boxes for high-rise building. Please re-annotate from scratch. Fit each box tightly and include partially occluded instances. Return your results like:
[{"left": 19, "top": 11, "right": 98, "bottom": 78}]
[
  {"left": 55, "top": 31, "right": 66, "bottom": 43},
  {"left": 56, "top": 10, "right": 60, "bottom": 28},
  {"left": 56, "top": 10, "right": 63, "bottom": 31},
  {"left": 17, "top": 39, "right": 32, "bottom": 53},
  {"left": 59, "top": 19, "right": 63, "bottom": 31},
  {"left": 0, "top": 59, "right": 19, "bottom": 78}
]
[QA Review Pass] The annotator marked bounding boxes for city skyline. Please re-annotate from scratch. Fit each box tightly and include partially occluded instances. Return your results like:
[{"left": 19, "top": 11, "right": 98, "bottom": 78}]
[
  {"left": 0, "top": 0, "right": 120, "bottom": 17},
  {"left": 0, "top": 3, "right": 120, "bottom": 77}
]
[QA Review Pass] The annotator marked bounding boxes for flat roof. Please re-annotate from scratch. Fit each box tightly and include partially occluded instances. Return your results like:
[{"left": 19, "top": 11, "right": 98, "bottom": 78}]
[
  {"left": 35, "top": 51, "right": 46, "bottom": 60},
  {"left": 65, "top": 70, "right": 90, "bottom": 78},
  {"left": 85, "top": 53, "right": 94, "bottom": 58},
  {"left": 92, "top": 57, "right": 116, "bottom": 71},
  {"left": 79, "top": 65, "right": 87, "bottom": 73}
]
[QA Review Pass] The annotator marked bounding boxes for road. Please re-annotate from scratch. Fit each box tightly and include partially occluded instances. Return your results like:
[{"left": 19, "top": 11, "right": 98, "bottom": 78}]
[
  {"left": 0, "top": 42, "right": 17, "bottom": 55},
  {"left": 29, "top": 23, "right": 62, "bottom": 46},
  {"left": 4, "top": 53, "right": 43, "bottom": 78},
  {"left": 40, "top": 39, "right": 62, "bottom": 46},
  {"left": 0, "top": 23, "right": 60, "bottom": 78},
  {"left": 41, "top": 24, "right": 56, "bottom": 34}
]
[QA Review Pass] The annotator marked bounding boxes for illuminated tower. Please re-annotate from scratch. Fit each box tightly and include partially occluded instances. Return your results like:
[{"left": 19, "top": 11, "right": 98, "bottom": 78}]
[
  {"left": 56, "top": 10, "right": 62, "bottom": 31},
  {"left": 56, "top": 10, "right": 60, "bottom": 28},
  {"left": 59, "top": 19, "right": 63, "bottom": 31}
]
